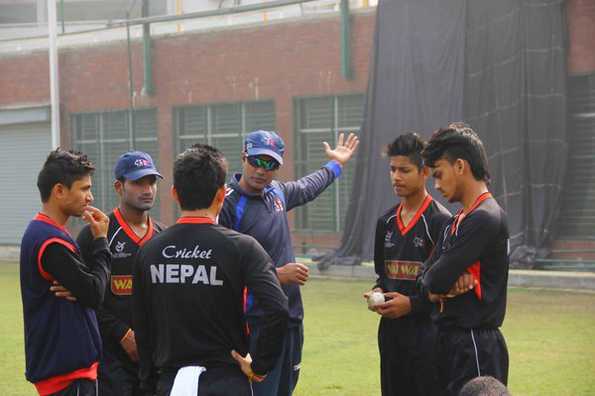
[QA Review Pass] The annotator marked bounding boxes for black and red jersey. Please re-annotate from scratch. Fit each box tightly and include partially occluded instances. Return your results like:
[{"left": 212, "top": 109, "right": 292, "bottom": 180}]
[
  {"left": 77, "top": 208, "right": 164, "bottom": 362},
  {"left": 421, "top": 193, "right": 510, "bottom": 329},
  {"left": 374, "top": 195, "right": 450, "bottom": 314},
  {"left": 131, "top": 217, "right": 289, "bottom": 391}
]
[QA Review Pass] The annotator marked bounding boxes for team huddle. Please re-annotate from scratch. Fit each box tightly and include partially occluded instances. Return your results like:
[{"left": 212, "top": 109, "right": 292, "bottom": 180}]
[{"left": 19, "top": 124, "right": 509, "bottom": 396}]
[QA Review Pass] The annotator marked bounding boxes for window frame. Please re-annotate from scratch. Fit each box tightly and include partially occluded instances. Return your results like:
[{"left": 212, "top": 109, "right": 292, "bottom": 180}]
[{"left": 293, "top": 93, "right": 364, "bottom": 233}]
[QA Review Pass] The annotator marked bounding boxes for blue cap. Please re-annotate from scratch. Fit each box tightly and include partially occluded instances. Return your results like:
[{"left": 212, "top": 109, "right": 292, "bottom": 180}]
[
  {"left": 244, "top": 130, "right": 285, "bottom": 165},
  {"left": 114, "top": 151, "right": 163, "bottom": 181}
]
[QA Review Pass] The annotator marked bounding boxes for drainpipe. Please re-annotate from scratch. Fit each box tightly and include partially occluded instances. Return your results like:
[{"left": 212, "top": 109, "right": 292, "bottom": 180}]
[
  {"left": 48, "top": 0, "right": 60, "bottom": 148},
  {"left": 126, "top": 11, "right": 136, "bottom": 149},
  {"left": 340, "top": 0, "right": 353, "bottom": 80},
  {"left": 142, "top": 0, "right": 155, "bottom": 96},
  {"left": 60, "top": 0, "right": 65, "bottom": 33}
]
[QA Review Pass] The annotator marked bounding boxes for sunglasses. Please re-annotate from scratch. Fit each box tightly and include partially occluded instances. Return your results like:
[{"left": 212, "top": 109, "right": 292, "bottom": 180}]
[{"left": 246, "top": 156, "right": 280, "bottom": 171}]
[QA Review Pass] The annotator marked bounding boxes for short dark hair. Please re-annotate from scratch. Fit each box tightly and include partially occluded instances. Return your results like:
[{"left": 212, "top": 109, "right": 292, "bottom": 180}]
[
  {"left": 174, "top": 144, "right": 227, "bottom": 210},
  {"left": 422, "top": 123, "right": 491, "bottom": 183},
  {"left": 37, "top": 148, "right": 95, "bottom": 203},
  {"left": 386, "top": 132, "right": 426, "bottom": 169},
  {"left": 459, "top": 376, "right": 511, "bottom": 396}
]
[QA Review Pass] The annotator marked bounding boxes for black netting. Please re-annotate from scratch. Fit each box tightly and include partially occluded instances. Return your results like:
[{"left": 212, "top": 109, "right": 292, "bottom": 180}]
[{"left": 323, "top": 0, "right": 567, "bottom": 269}]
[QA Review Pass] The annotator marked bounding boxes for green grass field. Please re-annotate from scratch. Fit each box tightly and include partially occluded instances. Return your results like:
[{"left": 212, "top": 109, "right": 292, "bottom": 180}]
[{"left": 2, "top": 263, "right": 595, "bottom": 395}]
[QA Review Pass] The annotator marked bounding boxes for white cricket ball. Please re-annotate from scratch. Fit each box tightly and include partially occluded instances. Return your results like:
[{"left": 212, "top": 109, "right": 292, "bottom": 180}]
[{"left": 367, "top": 291, "right": 385, "bottom": 308}]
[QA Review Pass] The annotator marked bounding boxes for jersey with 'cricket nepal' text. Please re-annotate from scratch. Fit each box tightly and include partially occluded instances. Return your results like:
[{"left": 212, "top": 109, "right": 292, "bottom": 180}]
[
  {"left": 374, "top": 195, "right": 450, "bottom": 315},
  {"left": 421, "top": 193, "right": 510, "bottom": 329},
  {"left": 132, "top": 217, "right": 289, "bottom": 390},
  {"left": 78, "top": 208, "right": 164, "bottom": 365}
]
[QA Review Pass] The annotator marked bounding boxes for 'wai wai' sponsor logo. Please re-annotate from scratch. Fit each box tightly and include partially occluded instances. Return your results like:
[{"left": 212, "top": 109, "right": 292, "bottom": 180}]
[
  {"left": 111, "top": 275, "right": 133, "bottom": 295},
  {"left": 384, "top": 260, "right": 422, "bottom": 281}
]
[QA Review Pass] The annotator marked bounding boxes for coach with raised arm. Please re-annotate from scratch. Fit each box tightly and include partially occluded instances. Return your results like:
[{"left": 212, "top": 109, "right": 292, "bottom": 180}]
[{"left": 219, "top": 129, "right": 359, "bottom": 396}]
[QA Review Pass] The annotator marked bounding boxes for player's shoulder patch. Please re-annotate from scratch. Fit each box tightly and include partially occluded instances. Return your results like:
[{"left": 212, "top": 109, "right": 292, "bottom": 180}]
[{"left": 269, "top": 181, "right": 286, "bottom": 206}]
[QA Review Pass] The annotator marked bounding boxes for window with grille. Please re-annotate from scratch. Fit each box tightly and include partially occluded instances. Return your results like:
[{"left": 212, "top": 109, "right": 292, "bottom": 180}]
[
  {"left": 173, "top": 100, "right": 276, "bottom": 175},
  {"left": 71, "top": 108, "right": 160, "bottom": 219},
  {"left": 293, "top": 94, "right": 364, "bottom": 232}
]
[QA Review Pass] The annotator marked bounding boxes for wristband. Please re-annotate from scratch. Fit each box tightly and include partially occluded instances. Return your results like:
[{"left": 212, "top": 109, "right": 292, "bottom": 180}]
[{"left": 248, "top": 371, "right": 266, "bottom": 382}]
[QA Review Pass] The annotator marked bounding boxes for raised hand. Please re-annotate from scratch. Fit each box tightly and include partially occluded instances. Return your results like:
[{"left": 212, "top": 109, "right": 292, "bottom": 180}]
[{"left": 323, "top": 132, "right": 360, "bottom": 166}]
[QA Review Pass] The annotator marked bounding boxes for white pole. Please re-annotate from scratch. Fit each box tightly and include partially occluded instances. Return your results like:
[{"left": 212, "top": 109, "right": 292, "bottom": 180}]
[{"left": 47, "top": 0, "right": 60, "bottom": 149}]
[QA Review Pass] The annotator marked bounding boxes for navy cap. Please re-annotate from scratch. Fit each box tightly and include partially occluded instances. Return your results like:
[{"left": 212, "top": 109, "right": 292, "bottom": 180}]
[
  {"left": 114, "top": 151, "right": 163, "bottom": 181},
  {"left": 244, "top": 130, "right": 285, "bottom": 165}
]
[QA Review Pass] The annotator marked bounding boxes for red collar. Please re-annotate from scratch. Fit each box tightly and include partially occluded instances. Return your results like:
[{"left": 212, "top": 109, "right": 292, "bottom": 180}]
[
  {"left": 34, "top": 213, "right": 70, "bottom": 234},
  {"left": 396, "top": 195, "right": 433, "bottom": 235},
  {"left": 176, "top": 216, "right": 215, "bottom": 225},
  {"left": 113, "top": 208, "right": 154, "bottom": 246},
  {"left": 451, "top": 192, "right": 492, "bottom": 235}
]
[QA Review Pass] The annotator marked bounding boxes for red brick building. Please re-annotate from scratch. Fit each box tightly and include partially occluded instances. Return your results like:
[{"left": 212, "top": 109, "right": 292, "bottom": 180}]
[{"left": 0, "top": 7, "right": 375, "bottom": 250}]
